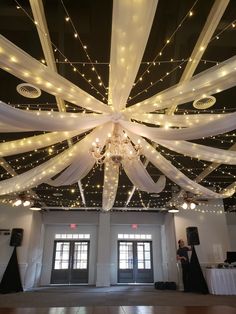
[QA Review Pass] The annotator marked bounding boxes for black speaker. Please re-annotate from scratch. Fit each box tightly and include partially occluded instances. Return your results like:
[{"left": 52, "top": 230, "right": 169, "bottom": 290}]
[
  {"left": 186, "top": 226, "right": 200, "bottom": 246},
  {"left": 10, "top": 228, "right": 24, "bottom": 247}
]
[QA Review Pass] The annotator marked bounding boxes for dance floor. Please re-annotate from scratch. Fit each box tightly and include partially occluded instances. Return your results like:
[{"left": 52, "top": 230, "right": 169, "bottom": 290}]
[{"left": 0, "top": 306, "right": 236, "bottom": 314}]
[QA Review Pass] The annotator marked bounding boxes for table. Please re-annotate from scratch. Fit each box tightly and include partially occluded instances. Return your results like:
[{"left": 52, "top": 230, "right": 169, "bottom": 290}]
[{"left": 205, "top": 268, "right": 236, "bottom": 295}]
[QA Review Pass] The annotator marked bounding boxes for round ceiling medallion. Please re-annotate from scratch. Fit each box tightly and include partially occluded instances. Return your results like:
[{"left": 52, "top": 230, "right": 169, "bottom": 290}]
[
  {"left": 16, "top": 83, "right": 41, "bottom": 98},
  {"left": 193, "top": 95, "right": 216, "bottom": 109}
]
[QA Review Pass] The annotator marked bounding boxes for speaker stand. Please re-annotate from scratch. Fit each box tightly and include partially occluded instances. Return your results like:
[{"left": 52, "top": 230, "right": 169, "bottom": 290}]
[
  {"left": 189, "top": 246, "right": 209, "bottom": 294},
  {"left": 0, "top": 247, "right": 23, "bottom": 294}
]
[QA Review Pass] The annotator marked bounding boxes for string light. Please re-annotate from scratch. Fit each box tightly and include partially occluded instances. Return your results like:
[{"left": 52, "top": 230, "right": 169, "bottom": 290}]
[
  {"left": 133, "top": 0, "right": 199, "bottom": 88},
  {"left": 4, "top": 0, "right": 233, "bottom": 213},
  {"left": 14, "top": 0, "right": 107, "bottom": 102},
  {"left": 60, "top": 0, "right": 108, "bottom": 98}
]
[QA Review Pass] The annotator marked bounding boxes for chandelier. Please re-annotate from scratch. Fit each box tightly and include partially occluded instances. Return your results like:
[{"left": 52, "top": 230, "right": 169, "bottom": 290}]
[{"left": 91, "top": 132, "right": 142, "bottom": 165}]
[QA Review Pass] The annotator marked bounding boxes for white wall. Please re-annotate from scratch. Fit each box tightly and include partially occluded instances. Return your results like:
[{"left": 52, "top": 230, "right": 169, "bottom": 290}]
[
  {"left": 1, "top": 204, "right": 233, "bottom": 289},
  {"left": 0, "top": 204, "right": 43, "bottom": 289},
  {"left": 40, "top": 211, "right": 167, "bottom": 285},
  {"left": 226, "top": 213, "right": 236, "bottom": 251},
  {"left": 174, "top": 200, "right": 230, "bottom": 265},
  {"left": 110, "top": 212, "right": 165, "bottom": 284},
  {"left": 40, "top": 211, "right": 99, "bottom": 285}
]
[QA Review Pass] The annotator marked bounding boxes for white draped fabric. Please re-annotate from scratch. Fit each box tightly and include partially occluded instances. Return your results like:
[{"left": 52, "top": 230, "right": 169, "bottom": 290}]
[
  {"left": 0, "top": 122, "right": 29, "bottom": 132},
  {"left": 0, "top": 1, "right": 236, "bottom": 208},
  {"left": 0, "top": 101, "right": 111, "bottom": 132},
  {"left": 109, "top": 0, "right": 158, "bottom": 111},
  {"left": 47, "top": 123, "right": 114, "bottom": 186},
  {"left": 0, "top": 131, "right": 79, "bottom": 157},
  {"left": 47, "top": 156, "right": 95, "bottom": 186},
  {"left": 156, "top": 139, "right": 236, "bottom": 165},
  {"left": 0, "top": 35, "right": 111, "bottom": 114},
  {"left": 0, "top": 143, "right": 79, "bottom": 195},
  {"left": 102, "top": 161, "right": 119, "bottom": 211},
  {"left": 0, "top": 123, "right": 113, "bottom": 195},
  {"left": 123, "top": 157, "right": 166, "bottom": 193},
  {"left": 129, "top": 112, "right": 224, "bottom": 127},
  {"left": 120, "top": 111, "right": 236, "bottom": 140},
  {"left": 121, "top": 138, "right": 166, "bottom": 193},
  {"left": 126, "top": 55, "right": 236, "bottom": 113},
  {"left": 128, "top": 132, "right": 234, "bottom": 198},
  {"left": 206, "top": 268, "right": 236, "bottom": 295}
]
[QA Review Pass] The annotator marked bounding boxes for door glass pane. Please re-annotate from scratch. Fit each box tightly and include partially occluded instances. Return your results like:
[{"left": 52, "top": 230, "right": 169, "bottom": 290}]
[
  {"left": 53, "top": 242, "right": 70, "bottom": 270},
  {"left": 73, "top": 241, "right": 88, "bottom": 269},
  {"left": 137, "top": 242, "right": 151, "bottom": 270},
  {"left": 119, "top": 242, "right": 133, "bottom": 269}
]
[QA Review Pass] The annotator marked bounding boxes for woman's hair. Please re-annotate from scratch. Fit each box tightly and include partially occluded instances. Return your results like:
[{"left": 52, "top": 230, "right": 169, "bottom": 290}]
[{"left": 178, "top": 239, "right": 182, "bottom": 248}]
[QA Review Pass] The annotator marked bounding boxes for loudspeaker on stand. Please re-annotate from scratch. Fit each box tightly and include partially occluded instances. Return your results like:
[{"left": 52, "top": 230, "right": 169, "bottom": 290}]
[
  {"left": 186, "top": 226, "right": 200, "bottom": 246},
  {"left": 10, "top": 228, "right": 24, "bottom": 247}
]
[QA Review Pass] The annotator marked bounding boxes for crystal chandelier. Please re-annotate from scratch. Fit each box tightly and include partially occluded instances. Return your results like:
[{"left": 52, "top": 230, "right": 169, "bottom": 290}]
[{"left": 91, "top": 132, "right": 142, "bottom": 165}]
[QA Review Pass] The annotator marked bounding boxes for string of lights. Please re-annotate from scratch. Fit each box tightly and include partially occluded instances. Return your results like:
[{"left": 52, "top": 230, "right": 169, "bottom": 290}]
[
  {"left": 14, "top": 0, "right": 107, "bottom": 102},
  {"left": 133, "top": 0, "right": 199, "bottom": 87},
  {"left": 161, "top": 149, "right": 234, "bottom": 194},
  {"left": 129, "top": 59, "right": 187, "bottom": 102},
  {"left": 130, "top": 16, "right": 236, "bottom": 102},
  {"left": 60, "top": 0, "right": 108, "bottom": 96}
]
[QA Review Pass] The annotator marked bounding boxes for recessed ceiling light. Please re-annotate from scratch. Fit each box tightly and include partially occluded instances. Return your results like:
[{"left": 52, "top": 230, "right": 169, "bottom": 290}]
[
  {"left": 16, "top": 83, "right": 41, "bottom": 98},
  {"left": 193, "top": 95, "right": 216, "bottom": 109}
]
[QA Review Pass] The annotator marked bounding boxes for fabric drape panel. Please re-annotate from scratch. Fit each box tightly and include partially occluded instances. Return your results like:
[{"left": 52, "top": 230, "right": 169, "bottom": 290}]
[
  {"left": 122, "top": 140, "right": 166, "bottom": 193},
  {"left": 0, "top": 101, "right": 111, "bottom": 132},
  {"left": 156, "top": 139, "right": 236, "bottom": 165},
  {"left": 126, "top": 55, "right": 236, "bottom": 113},
  {"left": 0, "top": 35, "right": 111, "bottom": 114},
  {"left": 0, "top": 122, "right": 28, "bottom": 132},
  {"left": 127, "top": 132, "right": 234, "bottom": 198},
  {"left": 0, "top": 143, "right": 79, "bottom": 195},
  {"left": 129, "top": 113, "right": 224, "bottom": 127},
  {"left": 0, "top": 123, "right": 113, "bottom": 195},
  {"left": 123, "top": 157, "right": 166, "bottom": 193},
  {"left": 0, "top": 131, "right": 79, "bottom": 157},
  {"left": 47, "top": 123, "right": 114, "bottom": 186},
  {"left": 109, "top": 0, "right": 158, "bottom": 111},
  {"left": 120, "top": 112, "right": 236, "bottom": 140},
  {"left": 47, "top": 154, "right": 95, "bottom": 186},
  {"left": 102, "top": 161, "right": 119, "bottom": 211}
]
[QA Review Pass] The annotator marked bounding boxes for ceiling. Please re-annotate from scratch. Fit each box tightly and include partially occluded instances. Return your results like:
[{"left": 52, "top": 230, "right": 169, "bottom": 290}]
[{"left": 0, "top": 0, "right": 236, "bottom": 212}]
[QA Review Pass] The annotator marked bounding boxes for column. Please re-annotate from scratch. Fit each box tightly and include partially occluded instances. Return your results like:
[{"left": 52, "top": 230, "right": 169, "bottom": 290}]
[{"left": 96, "top": 212, "right": 111, "bottom": 287}]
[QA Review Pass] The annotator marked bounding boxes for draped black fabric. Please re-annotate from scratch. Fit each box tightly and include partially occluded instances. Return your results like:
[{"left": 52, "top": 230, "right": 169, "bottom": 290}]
[
  {"left": 189, "top": 246, "right": 209, "bottom": 294},
  {"left": 0, "top": 247, "right": 23, "bottom": 294}
]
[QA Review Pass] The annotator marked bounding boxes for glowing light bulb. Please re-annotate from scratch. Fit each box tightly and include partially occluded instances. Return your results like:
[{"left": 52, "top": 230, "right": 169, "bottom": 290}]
[{"left": 182, "top": 202, "right": 188, "bottom": 210}]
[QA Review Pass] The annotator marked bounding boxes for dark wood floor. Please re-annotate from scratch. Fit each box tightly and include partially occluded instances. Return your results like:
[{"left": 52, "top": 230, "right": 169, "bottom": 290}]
[{"left": 0, "top": 306, "right": 235, "bottom": 314}]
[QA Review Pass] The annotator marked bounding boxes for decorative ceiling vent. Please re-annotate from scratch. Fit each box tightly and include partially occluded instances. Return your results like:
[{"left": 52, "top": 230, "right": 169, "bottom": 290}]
[
  {"left": 16, "top": 83, "right": 41, "bottom": 98},
  {"left": 193, "top": 95, "right": 216, "bottom": 109}
]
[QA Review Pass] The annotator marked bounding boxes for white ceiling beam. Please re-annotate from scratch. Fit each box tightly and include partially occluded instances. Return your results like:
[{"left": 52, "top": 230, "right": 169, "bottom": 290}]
[
  {"left": 29, "top": 0, "right": 86, "bottom": 205},
  {"left": 194, "top": 143, "right": 236, "bottom": 183},
  {"left": 165, "top": 0, "right": 234, "bottom": 207},
  {"left": 0, "top": 157, "right": 41, "bottom": 202},
  {"left": 167, "top": 0, "right": 229, "bottom": 114},
  {"left": 29, "top": 0, "right": 66, "bottom": 112}
]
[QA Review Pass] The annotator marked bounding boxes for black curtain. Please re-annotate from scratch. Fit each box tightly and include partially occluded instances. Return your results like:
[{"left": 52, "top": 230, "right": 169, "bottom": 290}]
[
  {"left": 0, "top": 247, "right": 23, "bottom": 294},
  {"left": 189, "top": 246, "right": 209, "bottom": 294}
]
